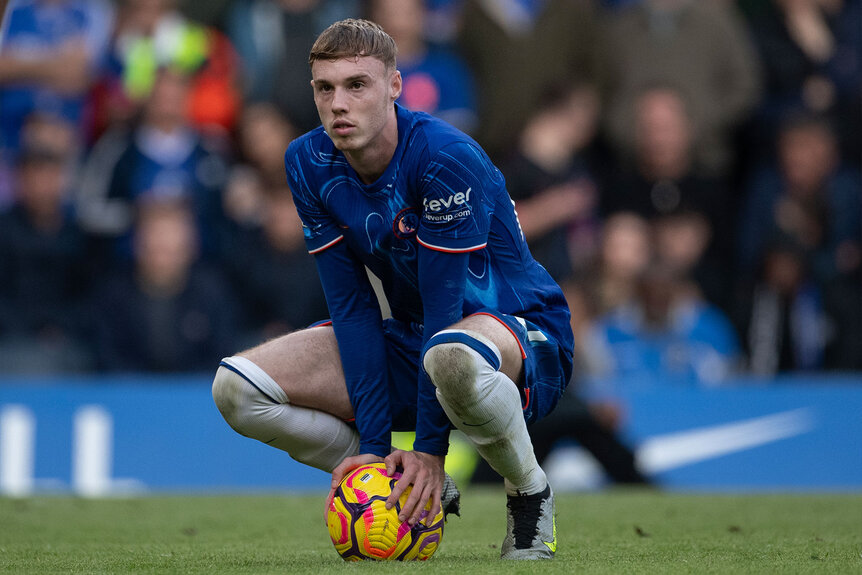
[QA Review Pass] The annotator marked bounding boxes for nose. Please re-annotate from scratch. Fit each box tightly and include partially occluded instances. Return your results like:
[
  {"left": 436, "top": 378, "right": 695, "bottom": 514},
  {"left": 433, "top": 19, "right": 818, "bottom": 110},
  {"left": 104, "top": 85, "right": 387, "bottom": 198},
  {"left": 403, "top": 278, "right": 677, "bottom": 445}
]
[{"left": 331, "top": 87, "right": 349, "bottom": 113}]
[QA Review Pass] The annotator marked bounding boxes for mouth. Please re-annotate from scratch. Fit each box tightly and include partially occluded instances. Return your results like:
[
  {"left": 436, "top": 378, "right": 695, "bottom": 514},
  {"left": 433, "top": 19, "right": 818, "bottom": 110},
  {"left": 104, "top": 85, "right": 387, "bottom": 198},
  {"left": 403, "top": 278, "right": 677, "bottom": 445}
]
[{"left": 331, "top": 119, "right": 355, "bottom": 137}]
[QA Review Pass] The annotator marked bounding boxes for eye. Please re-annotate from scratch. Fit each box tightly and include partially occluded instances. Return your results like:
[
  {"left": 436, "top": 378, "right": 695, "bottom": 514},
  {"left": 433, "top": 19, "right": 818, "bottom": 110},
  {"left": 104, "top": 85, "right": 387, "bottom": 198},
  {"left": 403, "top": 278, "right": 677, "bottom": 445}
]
[{"left": 350, "top": 81, "right": 365, "bottom": 90}]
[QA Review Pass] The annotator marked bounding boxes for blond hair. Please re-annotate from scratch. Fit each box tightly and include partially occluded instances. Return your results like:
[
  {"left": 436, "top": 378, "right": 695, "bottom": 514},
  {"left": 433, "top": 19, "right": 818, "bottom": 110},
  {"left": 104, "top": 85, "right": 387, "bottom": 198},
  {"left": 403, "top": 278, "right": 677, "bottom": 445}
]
[{"left": 309, "top": 19, "right": 397, "bottom": 71}]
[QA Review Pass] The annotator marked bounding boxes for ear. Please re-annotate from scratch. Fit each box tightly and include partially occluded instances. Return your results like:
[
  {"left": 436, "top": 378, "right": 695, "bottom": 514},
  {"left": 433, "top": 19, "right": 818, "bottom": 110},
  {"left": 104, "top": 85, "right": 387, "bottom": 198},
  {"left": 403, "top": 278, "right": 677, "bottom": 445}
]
[{"left": 390, "top": 70, "right": 402, "bottom": 102}]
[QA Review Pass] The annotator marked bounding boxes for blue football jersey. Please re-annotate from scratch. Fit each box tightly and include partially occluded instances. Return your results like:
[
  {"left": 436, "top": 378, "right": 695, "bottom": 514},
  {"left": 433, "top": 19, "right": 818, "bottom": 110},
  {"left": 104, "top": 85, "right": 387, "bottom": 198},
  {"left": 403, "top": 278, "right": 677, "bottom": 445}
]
[
  {"left": 284, "top": 104, "right": 572, "bottom": 455},
  {"left": 286, "top": 104, "right": 570, "bottom": 339}
]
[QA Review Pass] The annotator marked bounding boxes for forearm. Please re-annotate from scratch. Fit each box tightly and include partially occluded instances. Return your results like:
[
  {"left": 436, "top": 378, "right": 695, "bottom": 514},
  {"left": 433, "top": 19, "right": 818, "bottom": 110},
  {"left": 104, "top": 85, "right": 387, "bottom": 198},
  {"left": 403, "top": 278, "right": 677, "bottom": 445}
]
[
  {"left": 315, "top": 244, "right": 392, "bottom": 457},
  {"left": 413, "top": 248, "right": 470, "bottom": 455},
  {"left": 335, "top": 318, "right": 391, "bottom": 456}
]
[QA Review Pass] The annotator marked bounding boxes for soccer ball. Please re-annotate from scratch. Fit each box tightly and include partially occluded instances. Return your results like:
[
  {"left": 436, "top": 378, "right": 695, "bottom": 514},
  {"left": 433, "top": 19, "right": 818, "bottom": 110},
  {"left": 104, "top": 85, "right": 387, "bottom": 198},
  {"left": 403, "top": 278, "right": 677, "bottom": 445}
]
[{"left": 326, "top": 462, "right": 444, "bottom": 561}]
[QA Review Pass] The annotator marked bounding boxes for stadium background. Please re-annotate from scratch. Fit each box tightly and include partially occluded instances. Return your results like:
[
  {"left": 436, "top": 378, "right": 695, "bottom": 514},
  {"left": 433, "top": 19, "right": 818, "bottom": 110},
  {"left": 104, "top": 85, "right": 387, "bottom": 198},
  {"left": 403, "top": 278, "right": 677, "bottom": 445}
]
[{"left": 1, "top": 0, "right": 861, "bottom": 496}]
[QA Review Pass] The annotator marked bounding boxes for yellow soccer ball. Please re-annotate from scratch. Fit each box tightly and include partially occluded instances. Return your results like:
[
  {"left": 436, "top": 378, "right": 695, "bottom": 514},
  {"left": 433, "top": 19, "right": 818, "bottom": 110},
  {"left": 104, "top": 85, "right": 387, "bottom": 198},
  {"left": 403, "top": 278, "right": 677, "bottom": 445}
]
[{"left": 326, "top": 462, "right": 444, "bottom": 561}]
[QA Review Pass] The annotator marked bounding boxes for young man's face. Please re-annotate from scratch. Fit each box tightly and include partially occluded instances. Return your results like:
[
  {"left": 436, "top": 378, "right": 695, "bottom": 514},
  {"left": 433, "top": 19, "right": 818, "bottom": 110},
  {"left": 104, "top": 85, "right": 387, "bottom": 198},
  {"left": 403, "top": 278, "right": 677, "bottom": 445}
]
[{"left": 310, "top": 55, "right": 401, "bottom": 154}]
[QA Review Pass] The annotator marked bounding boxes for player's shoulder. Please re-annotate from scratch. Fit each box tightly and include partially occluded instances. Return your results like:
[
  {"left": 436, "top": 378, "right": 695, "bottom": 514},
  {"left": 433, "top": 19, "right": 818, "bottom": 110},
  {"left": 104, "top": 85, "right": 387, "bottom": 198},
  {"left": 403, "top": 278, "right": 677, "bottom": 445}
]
[
  {"left": 406, "top": 108, "right": 471, "bottom": 148},
  {"left": 284, "top": 125, "right": 353, "bottom": 186},
  {"left": 403, "top": 106, "right": 487, "bottom": 165},
  {"left": 284, "top": 125, "right": 330, "bottom": 165}
]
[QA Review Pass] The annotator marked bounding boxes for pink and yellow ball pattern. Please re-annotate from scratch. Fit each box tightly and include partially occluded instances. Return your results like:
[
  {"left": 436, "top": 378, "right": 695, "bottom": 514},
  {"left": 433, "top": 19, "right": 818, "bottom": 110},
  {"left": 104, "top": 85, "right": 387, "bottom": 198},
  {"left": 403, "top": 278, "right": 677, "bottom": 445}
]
[{"left": 326, "top": 463, "right": 444, "bottom": 561}]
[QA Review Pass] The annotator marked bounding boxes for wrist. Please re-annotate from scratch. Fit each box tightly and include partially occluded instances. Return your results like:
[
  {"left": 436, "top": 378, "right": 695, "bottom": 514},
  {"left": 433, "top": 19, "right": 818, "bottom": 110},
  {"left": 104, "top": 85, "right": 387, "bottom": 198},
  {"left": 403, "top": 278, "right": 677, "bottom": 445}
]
[{"left": 412, "top": 437, "right": 449, "bottom": 457}]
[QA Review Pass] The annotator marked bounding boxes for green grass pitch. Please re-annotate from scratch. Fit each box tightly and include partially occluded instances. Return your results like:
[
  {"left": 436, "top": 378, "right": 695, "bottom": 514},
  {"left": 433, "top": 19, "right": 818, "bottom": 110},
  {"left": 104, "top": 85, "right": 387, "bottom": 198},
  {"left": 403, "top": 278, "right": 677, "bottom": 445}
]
[{"left": 1, "top": 489, "right": 860, "bottom": 574}]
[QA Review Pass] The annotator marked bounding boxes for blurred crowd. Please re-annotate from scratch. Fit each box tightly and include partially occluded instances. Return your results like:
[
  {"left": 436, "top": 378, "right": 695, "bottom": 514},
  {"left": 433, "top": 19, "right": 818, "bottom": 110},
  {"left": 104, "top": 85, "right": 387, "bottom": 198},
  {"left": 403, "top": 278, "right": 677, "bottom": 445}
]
[{"left": 0, "top": 0, "right": 860, "bottom": 384}]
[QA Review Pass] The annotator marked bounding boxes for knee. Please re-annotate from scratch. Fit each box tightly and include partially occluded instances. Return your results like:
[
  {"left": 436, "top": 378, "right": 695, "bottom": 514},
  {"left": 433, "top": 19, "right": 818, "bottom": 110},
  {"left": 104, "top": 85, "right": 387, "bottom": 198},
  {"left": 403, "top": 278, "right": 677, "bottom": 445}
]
[
  {"left": 212, "top": 363, "right": 268, "bottom": 435},
  {"left": 423, "top": 342, "right": 477, "bottom": 396},
  {"left": 422, "top": 330, "right": 502, "bottom": 397},
  {"left": 212, "top": 365, "right": 243, "bottom": 427}
]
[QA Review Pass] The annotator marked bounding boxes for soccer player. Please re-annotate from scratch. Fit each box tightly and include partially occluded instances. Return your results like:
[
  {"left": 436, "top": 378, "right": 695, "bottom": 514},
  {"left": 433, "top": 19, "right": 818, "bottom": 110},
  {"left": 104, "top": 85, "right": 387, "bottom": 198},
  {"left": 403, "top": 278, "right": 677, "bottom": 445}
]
[{"left": 211, "top": 19, "right": 574, "bottom": 560}]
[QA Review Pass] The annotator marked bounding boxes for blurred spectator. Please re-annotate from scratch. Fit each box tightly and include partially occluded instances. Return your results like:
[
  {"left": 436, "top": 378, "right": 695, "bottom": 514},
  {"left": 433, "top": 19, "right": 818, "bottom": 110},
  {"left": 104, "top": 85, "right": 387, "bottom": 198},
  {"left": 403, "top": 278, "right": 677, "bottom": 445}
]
[
  {"left": 77, "top": 66, "right": 230, "bottom": 265},
  {"left": 565, "top": 212, "right": 654, "bottom": 376},
  {"left": 221, "top": 186, "right": 329, "bottom": 346},
  {"left": 0, "top": 0, "right": 113, "bottom": 151},
  {"left": 92, "top": 198, "right": 238, "bottom": 372},
  {"left": 174, "top": 0, "right": 234, "bottom": 28},
  {"left": 652, "top": 210, "right": 728, "bottom": 312},
  {"left": 91, "top": 0, "right": 241, "bottom": 136},
  {"left": 574, "top": 212, "right": 653, "bottom": 324},
  {"left": 602, "top": 85, "right": 735, "bottom": 306},
  {"left": 218, "top": 102, "right": 328, "bottom": 344},
  {"left": 733, "top": 235, "right": 862, "bottom": 374},
  {"left": 422, "top": 0, "right": 465, "bottom": 45},
  {"left": 597, "top": 0, "right": 761, "bottom": 178},
  {"left": 227, "top": 0, "right": 358, "bottom": 133},
  {"left": 221, "top": 102, "right": 298, "bottom": 230},
  {"left": 581, "top": 262, "right": 742, "bottom": 386},
  {"left": 737, "top": 111, "right": 861, "bottom": 285},
  {"left": 16, "top": 112, "right": 81, "bottom": 164},
  {"left": 602, "top": 85, "right": 727, "bottom": 220},
  {"left": 827, "top": 0, "right": 862, "bottom": 166},
  {"left": 742, "top": 0, "right": 862, "bottom": 167},
  {"left": 0, "top": 112, "right": 82, "bottom": 209},
  {"left": 0, "top": 0, "right": 113, "bottom": 204},
  {"left": 0, "top": 144, "right": 95, "bottom": 374},
  {"left": 457, "top": 0, "right": 599, "bottom": 160},
  {"left": 501, "top": 81, "right": 601, "bottom": 282},
  {"left": 369, "top": 0, "right": 478, "bottom": 134}
]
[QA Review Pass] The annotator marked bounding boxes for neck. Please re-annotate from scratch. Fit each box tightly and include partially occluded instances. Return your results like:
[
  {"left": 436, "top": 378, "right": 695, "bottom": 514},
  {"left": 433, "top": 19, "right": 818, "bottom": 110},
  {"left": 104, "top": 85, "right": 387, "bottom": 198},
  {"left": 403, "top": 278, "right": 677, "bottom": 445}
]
[{"left": 345, "top": 107, "right": 399, "bottom": 184}]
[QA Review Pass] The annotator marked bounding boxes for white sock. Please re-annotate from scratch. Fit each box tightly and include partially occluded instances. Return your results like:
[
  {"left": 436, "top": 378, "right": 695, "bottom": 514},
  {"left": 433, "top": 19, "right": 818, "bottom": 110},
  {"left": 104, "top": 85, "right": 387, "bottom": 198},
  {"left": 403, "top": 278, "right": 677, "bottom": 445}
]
[
  {"left": 212, "top": 356, "right": 359, "bottom": 473},
  {"left": 423, "top": 333, "right": 547, "bottom": 496}
]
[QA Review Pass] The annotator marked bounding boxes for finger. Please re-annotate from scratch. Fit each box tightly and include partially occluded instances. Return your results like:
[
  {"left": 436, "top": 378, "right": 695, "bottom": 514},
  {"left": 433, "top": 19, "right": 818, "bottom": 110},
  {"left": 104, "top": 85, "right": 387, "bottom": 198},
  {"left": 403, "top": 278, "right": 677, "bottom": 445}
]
[
  {"left": 400, "top": 475, "right": 427, "bottom": 525},
  {"left": 427, "top": 489, "right": 441, "bottom": 524},
  {"left": 383, "top": 451, "right": 403, "bottom": 478},
  {"left": 387, "top": 466, "right": 415, "bottom": 511},
  {"left": 324, "top": 487, "right": 336, "bottom": 526},
  {"left": 331, "top": 457, "right": 366, "bottom": 489},
  {"left": 330, "top": 462, "right": 349, "bottom": 490},
  {"left": 398, "top": 471, "right": 426, "bottom": 525}
]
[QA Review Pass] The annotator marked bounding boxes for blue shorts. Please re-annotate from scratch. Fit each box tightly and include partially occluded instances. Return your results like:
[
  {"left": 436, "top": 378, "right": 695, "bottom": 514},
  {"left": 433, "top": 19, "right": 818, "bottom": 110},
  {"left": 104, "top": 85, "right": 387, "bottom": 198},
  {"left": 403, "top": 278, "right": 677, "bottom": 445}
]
[{"left": 316, "top": 311, "right": 573, "bottom": 431}]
